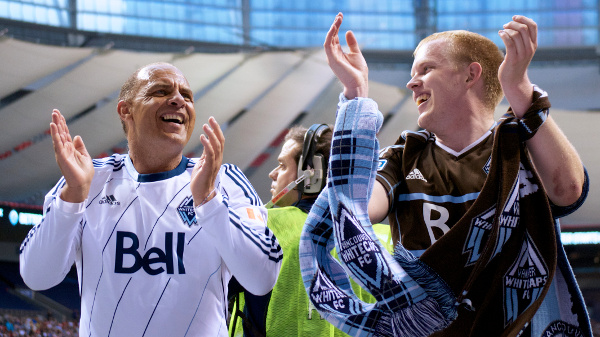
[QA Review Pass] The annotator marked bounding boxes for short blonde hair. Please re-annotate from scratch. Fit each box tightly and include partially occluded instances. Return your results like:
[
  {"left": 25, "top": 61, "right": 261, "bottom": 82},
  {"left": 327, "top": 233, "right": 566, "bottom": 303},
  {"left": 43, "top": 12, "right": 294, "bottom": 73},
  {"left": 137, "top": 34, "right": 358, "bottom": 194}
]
[{"left": 415, "top": 30, "right": 505, "bottom": 110}]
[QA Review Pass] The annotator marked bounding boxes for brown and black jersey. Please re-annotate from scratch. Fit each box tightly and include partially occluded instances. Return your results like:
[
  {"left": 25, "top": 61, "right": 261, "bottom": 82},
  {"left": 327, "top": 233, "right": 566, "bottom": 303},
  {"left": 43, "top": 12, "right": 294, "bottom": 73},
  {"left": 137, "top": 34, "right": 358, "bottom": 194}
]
[{"left": 376, "top": 129, "right": 495, "bottom": 252}]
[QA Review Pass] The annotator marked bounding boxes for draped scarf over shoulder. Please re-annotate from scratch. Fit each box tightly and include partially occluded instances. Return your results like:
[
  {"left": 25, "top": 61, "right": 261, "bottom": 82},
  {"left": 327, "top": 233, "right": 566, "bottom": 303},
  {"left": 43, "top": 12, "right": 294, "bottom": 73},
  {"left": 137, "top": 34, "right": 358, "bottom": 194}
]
[
  {"left": 424, "top": 89, "right": 556, "bottom": 336},
  {"left": 300, "top": 89, "right": 563, "bottom": 337}
]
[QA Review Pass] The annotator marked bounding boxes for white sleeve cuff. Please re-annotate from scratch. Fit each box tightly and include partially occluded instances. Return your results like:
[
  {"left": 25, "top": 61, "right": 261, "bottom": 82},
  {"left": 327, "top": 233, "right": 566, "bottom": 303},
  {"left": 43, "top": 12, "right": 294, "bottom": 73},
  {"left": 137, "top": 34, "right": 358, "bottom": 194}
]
[
  {"left": 194, "top": 192, "right": 224, "bottom": 220},
  {"left": 56, "top": 196, "right": 86, "bottom": 214}
]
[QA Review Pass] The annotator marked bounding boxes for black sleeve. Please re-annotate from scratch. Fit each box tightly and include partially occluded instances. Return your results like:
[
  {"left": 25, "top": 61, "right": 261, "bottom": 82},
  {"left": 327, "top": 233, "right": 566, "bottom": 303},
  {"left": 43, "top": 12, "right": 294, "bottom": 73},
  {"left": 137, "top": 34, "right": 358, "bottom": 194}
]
[{"left": 550, "top": 167, "right": 589, "bottom": 218}]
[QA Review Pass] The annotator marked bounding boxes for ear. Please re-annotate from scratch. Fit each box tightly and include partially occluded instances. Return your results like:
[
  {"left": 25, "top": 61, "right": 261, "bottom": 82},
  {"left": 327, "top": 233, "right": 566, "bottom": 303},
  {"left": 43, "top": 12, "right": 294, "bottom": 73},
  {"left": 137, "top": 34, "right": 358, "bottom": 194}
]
[
  {"left": 117, "top": 100, "right": 131, "bottom": 122},
  {"left": 465, "top": 62, "right": 483, "bottom": 88}
]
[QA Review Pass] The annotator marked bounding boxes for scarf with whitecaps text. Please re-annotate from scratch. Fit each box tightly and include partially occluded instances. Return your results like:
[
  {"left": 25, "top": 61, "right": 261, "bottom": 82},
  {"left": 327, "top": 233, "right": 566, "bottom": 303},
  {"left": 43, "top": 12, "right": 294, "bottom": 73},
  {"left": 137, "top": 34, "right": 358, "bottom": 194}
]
[{"left": 299, "top": 87, "right": 576, "bottom": 336}]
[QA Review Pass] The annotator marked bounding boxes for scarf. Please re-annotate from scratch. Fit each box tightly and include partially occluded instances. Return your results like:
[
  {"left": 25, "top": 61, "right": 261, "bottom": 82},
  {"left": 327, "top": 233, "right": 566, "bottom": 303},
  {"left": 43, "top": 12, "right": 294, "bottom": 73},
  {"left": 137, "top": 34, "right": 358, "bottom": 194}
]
[
  {"left": 423, "top": 89, "right": 557, "bottom": 336},
  {"left": 299, "top": 98, "right": 457, "bottom": 337},
  {"left": 299, "top": 87, "right": 581, "bottom": 336}
]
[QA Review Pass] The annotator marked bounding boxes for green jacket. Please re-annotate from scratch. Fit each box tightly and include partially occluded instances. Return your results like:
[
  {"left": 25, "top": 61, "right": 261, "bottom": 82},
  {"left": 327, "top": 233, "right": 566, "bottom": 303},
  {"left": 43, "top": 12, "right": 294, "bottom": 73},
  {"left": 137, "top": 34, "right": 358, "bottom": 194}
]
[{"left": 229, "top": 206, "right": 393, "bottom": 337}]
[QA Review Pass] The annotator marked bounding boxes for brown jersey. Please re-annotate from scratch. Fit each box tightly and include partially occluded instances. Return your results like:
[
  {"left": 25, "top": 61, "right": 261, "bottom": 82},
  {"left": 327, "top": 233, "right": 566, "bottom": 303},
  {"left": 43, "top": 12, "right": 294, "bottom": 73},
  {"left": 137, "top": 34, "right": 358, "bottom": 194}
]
[{"left": 376, "top": 129, "right": 494, "bottom": 252}]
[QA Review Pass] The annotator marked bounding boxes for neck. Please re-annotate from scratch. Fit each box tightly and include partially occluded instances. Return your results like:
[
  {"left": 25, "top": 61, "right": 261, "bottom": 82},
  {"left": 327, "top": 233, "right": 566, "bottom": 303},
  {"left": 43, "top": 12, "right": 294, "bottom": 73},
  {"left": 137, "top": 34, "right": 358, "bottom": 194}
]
[
  {"left": 435, "top": 102, "right": 495, "bottom": 152},
  {"left": 436, "top": 123, "right": 494, "bottom": 152},
  {"left": 128, "top": 144, "right": 183, "bottom": 174}
]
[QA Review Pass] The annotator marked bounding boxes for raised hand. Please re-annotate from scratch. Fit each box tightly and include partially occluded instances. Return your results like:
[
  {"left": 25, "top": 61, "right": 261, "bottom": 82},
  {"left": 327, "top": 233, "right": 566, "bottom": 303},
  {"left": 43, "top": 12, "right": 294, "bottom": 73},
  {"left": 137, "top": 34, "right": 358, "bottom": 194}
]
[
  {"left": 50, "top": 109, "right": 94, "bottom": 203},
  {"left": 324, "top": 12, "right": 369, "bottom": 99},
  {"left": 191, "top": 117, "right": 224, "bottom": 207},
  {"left": 498, "top": 15, "right": 538, "bottom": 117}
]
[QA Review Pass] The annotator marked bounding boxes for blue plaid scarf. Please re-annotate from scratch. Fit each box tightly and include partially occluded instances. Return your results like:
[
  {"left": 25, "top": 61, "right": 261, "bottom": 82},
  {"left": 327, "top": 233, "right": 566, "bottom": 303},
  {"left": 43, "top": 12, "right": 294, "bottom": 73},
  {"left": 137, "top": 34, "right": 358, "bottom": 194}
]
[
  {"left": 299, "top": 96, "right": 457, "bottom": 337},
  {"left": 301, "top": 87, "right": 591, "bottom": 337}
]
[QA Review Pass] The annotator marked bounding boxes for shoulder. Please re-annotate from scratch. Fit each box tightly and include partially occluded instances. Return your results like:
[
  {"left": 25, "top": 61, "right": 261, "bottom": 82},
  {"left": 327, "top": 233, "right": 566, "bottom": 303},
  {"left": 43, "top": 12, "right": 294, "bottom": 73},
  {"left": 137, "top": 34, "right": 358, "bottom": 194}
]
[
  {"left": 92, "top": 153, "right": 127, "bottom": 172},
  {"left": 379, "top": 130, "right": 431, "bottom": 158},
  {"left": 266, "top": 207, "right": 306, "bottom": 247},
  {"left": 90, "top": 154, "right": 128, "bottom": 184},
  {"left": 267, "top": 206, "right": 307, "bottom": 222},
  {"left": 402, "top": 129, "right": 432, "bottom": 144},
  {"left": 217, "top": 163, "right": 262, "bottom": 206}
]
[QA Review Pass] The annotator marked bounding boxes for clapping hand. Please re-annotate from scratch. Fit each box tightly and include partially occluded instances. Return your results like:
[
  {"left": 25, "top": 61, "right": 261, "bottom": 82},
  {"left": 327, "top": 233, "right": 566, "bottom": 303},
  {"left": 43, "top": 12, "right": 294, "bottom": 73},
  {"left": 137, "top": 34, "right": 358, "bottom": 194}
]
[
  {"left": 50, "top": 109, "right": 94, "bottom": 203},
  {"left": 191, "top": 117, "right": 225, "bottom": 207},
  {"left": 324, "top": 12, "right": 369, "bottom": 99},
  {"left": 498, "top": 15, "right": 538, "bottom": 117}
]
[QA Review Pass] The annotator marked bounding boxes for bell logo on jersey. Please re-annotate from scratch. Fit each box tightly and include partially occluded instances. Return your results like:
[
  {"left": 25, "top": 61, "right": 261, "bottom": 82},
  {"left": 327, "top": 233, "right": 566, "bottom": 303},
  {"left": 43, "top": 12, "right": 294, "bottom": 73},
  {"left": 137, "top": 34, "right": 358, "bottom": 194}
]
[{"left": 115, "top": 231, "right": 186, "bottom": 275}]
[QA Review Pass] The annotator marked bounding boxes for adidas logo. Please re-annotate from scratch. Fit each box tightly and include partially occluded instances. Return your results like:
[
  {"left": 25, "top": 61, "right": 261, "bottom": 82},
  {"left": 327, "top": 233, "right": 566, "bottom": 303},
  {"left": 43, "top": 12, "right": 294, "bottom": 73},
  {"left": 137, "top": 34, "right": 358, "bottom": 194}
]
[
  {"left": 99, "top": 195, "right": 121, "bottom": 205},
  {"left": 406, "top": 168, "right": 428, "bottom": 182}
]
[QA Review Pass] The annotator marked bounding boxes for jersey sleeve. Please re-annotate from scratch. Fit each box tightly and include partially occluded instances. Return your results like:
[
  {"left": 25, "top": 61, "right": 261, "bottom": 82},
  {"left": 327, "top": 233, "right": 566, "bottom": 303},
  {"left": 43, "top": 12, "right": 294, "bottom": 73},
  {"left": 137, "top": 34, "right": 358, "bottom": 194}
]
[
  {"left": 550, "top": 166, "right": 590, "bottom": 218},
  {"left": 375, "top": 140, "right": 406, "bottom": 214},
  {"left": 195, "top": 164, "right": 282, "bottom": 296},
  {"left": 19, "top": 177, "right": 83, "bottom": 290}
]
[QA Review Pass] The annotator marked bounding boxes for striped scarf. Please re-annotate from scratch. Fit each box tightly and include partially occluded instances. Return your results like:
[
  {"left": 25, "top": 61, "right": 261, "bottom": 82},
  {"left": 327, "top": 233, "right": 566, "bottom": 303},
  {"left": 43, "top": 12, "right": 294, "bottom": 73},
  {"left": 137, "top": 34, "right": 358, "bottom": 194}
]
[
  {"left": 299, "top": 97, "right": 457, "bottom": 337},
  {"left": 299, "top": 87, "right": 578, "bottom": 336}
]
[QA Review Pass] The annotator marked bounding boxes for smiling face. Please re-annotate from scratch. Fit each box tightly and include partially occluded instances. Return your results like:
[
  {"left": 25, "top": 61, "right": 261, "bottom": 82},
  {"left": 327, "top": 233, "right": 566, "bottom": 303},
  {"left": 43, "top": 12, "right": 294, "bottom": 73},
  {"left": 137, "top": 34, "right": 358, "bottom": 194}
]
[
  {"left": 406, "top": 39, "right": 469, "bottom": 134},
  {"left": 118, "top": 63, "right": 195, "bottom": 163}
]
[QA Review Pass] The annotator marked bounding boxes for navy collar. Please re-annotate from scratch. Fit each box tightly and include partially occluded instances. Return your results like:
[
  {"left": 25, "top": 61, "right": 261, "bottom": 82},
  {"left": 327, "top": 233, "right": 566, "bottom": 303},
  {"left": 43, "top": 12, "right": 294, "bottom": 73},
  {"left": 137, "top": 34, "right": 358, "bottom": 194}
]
[{"left": 125, "top": 155, "right": 189, "bottom": 182}]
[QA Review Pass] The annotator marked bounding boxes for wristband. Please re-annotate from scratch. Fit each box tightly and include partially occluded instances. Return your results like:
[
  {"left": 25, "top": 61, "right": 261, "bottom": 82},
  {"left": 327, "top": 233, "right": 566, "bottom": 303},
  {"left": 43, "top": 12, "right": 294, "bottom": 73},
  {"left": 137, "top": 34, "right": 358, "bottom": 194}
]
[{"left": 510, "top": 85, "right": 551, "bottom": 141}]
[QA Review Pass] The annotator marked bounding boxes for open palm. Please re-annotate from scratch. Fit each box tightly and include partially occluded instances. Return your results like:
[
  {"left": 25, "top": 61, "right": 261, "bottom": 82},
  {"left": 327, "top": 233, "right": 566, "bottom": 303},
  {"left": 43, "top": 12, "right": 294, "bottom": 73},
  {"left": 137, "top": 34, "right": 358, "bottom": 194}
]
[
  {"left": 191, "top": 117, "right": 224, "bottom": 206},
  {"left": 50, "top": 109, "right": 94, "bottom": 202}
]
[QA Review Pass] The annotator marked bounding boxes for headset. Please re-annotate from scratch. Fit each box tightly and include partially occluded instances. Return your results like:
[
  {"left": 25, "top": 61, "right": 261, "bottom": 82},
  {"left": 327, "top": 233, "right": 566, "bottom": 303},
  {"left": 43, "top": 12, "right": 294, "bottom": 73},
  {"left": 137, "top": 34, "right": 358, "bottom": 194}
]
[
  {"left": 297, "top": 123, "right": 330, "bottom": 195},
  {"left": 265, "top": 123, "right": 330, "bottom": 208}
]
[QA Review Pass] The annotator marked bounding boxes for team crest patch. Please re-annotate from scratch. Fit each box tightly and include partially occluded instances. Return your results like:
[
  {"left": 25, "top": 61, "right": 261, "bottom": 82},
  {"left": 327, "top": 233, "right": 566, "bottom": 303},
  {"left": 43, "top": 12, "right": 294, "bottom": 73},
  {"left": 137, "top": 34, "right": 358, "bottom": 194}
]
[
  {"left": 503, "top": 231, "right": 549, "bottom": 327},
  {"left": 335, "top": 203, "right": 389, "bottom": 289},
  {"left": 309, "top": 269, "right": 351, "bottom": 314},
  {"left": 491, "top": 176, "right": 520, "bottom": 259},
  {"left": 463, "top": 176, "right": 521, "bottom": 266},
  {"left": 177, "top": 196, "right": 197, "bottom": 226},
  {"left": 542, "top": 320, "right": 582, "bottom": 337},
  {"left": 483, "top": 155, "right": 491, "bottom": 175},
  {"left": 463, "top": 205, "right": 496, "bottom": 266}
]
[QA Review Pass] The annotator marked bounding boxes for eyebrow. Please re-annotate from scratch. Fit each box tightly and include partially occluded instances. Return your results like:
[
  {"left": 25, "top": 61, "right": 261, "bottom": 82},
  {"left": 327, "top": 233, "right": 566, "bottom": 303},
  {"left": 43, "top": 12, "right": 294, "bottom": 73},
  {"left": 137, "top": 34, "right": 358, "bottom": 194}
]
[
  {"left": 147, "top": 82, "right": 193, "bottom": 96},
  {"left": 411, "top": 60, "right": 433, "bottom": 76}
]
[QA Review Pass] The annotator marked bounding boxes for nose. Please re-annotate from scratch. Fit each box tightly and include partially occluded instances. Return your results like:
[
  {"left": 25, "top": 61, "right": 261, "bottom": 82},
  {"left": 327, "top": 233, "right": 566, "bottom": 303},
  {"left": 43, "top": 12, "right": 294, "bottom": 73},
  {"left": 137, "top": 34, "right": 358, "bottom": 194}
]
[
  {"left": 168, "top": 91, "right": 186, "bottom": 107},
  {"left": 406, "top": 76, "right": 420, "bottom": 90},
  {"left": 268, "top": 167, "right": 278, "bottom": 181}
]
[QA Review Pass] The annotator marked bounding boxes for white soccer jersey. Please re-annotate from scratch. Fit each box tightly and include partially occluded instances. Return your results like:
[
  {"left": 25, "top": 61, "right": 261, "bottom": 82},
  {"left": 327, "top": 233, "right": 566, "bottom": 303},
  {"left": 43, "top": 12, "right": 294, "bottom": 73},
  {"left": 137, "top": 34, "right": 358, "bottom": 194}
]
[{"left": 20, "top": 154, "right": 282, "bottom": 337}]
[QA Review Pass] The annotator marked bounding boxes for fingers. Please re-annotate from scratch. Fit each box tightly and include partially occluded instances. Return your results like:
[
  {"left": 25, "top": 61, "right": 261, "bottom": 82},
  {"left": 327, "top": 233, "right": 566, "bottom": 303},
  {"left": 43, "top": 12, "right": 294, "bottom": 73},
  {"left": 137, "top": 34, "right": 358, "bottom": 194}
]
[
  {"left": 52, "top": 109, "right": 73, "bottom": 145},
  {"left": 208, "top": 116, "right": 225, "bottom": 146},
  {"left": 324, "top": 12, "right": 343, "bottom": 48},
  {"left": 51, "top": 109, "right": 68, "bottom": 152},
  {"left": 192, "top": 118, "right": 223, "bottom": 205},
  {"left": 499, "top": 15, "right": 537, "bottom": 59},
  {"left": 73, "top": 135, "right": 90, "bottom": 158},
  {"left": 324, "top": 13, "right": 344, "bottom": 61},
  {"left": 345, "top": 30, "right": 361, "bottom": 54},
  {"left": 199, "top": 116, "right": 224, "bottom": 163},
  {"left": 512, "top": 15, "right": 537, "bottom": 45}
]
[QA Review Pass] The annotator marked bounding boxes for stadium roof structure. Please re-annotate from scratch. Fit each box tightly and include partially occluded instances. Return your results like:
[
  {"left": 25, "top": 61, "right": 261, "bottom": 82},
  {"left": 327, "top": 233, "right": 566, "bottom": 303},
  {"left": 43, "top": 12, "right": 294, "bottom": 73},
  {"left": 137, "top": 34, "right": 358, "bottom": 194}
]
[{"left": 0, "top": 28, "right": 599, "bottom": 228}]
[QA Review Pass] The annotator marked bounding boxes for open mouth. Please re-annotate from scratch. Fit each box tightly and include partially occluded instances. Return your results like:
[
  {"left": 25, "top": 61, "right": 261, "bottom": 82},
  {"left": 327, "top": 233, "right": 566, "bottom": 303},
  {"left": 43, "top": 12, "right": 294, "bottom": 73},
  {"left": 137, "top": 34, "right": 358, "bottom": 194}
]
[
  {"left": 161, "top": 114, "right": 184, "bottom": 124},
  {"left": 416, "top": 94, "right": 430, "bottom": 106}
]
